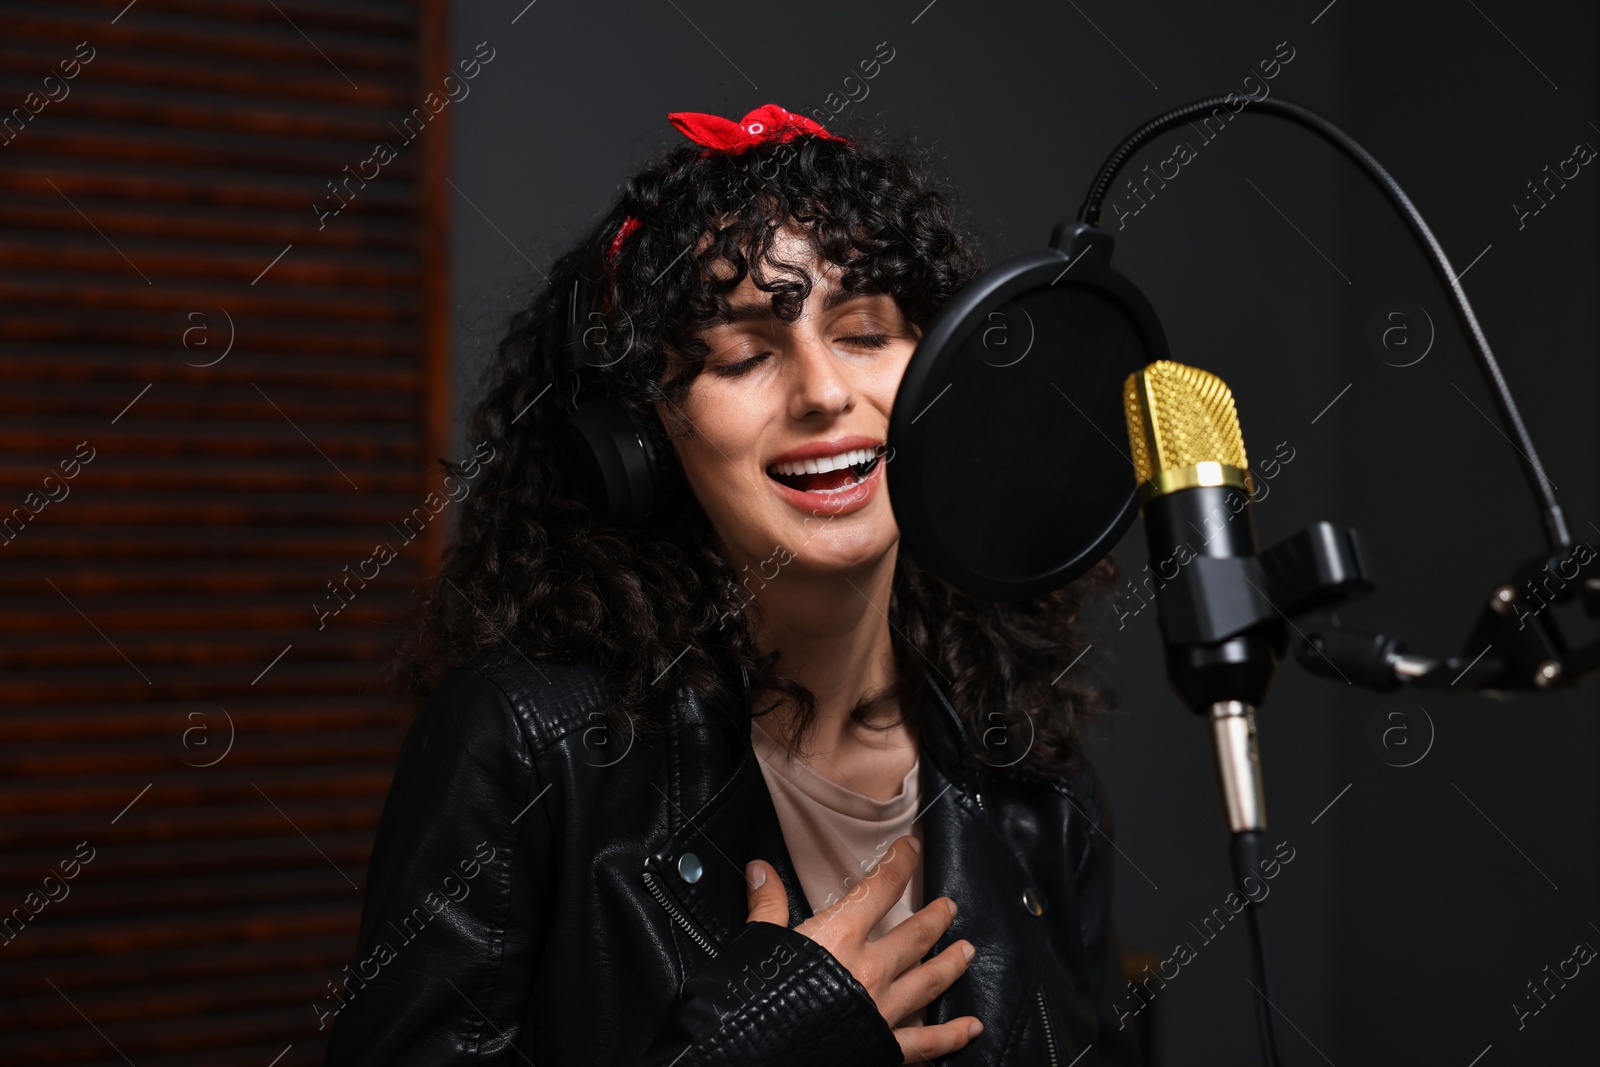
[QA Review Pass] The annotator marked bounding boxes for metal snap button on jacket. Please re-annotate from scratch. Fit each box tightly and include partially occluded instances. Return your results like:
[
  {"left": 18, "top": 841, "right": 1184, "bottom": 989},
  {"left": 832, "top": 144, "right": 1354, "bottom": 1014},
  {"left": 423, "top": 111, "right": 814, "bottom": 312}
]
[
  {"left": 1022, "top": 886, "right": 1044, "bottom": 916},
  {"left": 676, "top": 852, "right": 703, "bottom": 883}
]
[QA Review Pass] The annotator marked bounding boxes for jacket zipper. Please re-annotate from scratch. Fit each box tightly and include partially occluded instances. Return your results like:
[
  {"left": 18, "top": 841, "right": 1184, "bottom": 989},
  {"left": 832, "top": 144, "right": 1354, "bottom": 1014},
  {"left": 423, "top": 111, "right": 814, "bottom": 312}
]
[
  {"left": 648, "top": 671, "right": 733, "bottom": 963},
  {"left": 642, "top": 869, "right": 719, "bottom": 958},
  {"left": 1035, "top": 986, "right": 1061, "bottom": 1067}
]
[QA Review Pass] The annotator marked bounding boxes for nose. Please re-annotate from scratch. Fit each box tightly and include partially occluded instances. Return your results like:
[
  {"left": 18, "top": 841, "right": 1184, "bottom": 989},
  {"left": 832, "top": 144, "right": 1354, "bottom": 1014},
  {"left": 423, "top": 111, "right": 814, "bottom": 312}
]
[{"left": 785, "top": 331, "right": 854, "bottom": 422}]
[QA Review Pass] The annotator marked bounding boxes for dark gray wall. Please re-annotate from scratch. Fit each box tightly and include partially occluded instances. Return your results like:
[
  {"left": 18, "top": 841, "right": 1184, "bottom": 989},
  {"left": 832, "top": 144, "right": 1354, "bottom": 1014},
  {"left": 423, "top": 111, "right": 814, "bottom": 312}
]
[{"left": 448, "top": 1, "right": 1599, "bottom": 1061}]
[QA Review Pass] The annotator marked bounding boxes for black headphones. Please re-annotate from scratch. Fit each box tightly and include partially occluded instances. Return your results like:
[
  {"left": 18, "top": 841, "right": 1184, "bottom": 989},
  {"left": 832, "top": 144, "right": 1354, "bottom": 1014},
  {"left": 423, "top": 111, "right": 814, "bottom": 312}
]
[{"left": 553, "top": 274, "right": 682, "bottom": 527}]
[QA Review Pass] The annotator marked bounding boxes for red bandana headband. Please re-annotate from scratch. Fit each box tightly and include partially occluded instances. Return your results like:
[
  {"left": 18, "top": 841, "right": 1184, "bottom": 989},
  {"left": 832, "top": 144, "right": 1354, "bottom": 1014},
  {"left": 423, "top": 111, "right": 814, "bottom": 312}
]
[
  {"left": 604, "top": 104, "right": 846, "bottom": 268},
  {"left": 667, "top": 103, "right": 846, "bottom": 156}
]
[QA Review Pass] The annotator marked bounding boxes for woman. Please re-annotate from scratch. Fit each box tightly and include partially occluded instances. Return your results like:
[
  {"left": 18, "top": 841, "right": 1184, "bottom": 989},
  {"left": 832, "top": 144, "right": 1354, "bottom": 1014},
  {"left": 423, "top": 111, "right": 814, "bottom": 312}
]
[{"left": 323, "top": 104, "right": 1140, "bottom": 1066}]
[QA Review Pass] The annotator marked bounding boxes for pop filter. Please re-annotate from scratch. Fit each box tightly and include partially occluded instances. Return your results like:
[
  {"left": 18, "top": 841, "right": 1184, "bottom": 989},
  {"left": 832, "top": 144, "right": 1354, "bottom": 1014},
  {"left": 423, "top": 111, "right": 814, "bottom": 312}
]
[{"left": 887, "top": 222, "right": 1167, "bottom": 602}]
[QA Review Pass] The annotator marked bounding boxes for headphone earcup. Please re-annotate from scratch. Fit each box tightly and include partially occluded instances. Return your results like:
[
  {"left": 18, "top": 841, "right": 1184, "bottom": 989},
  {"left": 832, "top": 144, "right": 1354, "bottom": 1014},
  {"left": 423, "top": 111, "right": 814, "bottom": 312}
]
[{"left": 556, "top": 397, "right": 680, "bottom": 526}]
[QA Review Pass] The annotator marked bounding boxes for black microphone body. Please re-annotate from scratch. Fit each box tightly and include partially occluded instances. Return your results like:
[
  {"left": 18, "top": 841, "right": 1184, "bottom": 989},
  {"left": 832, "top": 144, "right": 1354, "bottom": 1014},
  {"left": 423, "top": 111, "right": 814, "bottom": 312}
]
[{"left": 1143, "top": 482, "right": 1278, "bottom": 716}]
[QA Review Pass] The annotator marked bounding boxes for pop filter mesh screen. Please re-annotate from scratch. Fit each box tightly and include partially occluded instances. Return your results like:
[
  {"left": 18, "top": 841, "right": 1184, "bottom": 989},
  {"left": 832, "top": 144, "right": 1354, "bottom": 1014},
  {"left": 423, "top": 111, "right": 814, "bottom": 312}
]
[{"left": 902, "top": 283, "right": 1142, "bottom": 588}]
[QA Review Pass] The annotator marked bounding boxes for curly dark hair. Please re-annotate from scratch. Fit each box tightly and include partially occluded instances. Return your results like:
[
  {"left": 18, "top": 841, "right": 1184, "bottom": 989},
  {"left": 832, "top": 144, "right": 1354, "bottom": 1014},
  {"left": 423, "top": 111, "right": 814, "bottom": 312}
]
[{"left": 388, "top": 115, "right": 1118, "bottom": 782}]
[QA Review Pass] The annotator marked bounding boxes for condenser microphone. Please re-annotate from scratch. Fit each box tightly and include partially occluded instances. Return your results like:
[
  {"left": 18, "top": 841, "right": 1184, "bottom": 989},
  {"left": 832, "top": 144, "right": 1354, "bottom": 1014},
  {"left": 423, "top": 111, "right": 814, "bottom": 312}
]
[
  {"left": 1122, "top": 360, "right": 1278, "bottom": 834},
  {"left": 1124, "top": 359, "right": 1287, "bottom": 1065}
]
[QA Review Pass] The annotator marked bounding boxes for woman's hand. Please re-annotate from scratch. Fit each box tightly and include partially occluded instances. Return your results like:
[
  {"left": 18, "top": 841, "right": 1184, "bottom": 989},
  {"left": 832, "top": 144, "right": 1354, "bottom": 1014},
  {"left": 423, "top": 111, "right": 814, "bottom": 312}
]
[{"left": 744, "top": 834, "right": 984, "bottom": 1065}]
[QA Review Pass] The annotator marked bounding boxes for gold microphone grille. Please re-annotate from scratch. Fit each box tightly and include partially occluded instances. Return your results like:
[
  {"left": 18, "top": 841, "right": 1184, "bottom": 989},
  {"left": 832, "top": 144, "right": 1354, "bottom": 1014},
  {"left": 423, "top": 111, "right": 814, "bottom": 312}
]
[{"left": 1123, "top": 360, "right": 1249, "bottom": 486}]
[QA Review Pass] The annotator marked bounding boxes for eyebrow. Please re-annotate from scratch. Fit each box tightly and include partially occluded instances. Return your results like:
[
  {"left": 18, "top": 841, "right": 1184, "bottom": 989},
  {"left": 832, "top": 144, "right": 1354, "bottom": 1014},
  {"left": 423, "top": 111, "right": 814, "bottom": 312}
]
[{"left": 715, "top": 284, "right": 875, "bottom": 325}]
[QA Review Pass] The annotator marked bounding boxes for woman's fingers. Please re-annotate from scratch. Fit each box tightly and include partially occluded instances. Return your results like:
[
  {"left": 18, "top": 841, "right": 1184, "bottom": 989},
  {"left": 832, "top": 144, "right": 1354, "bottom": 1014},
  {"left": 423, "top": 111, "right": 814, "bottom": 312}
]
[
  {"left": 797, "top": 834, "right": 922, "bottom": 953},
  {"left": 878, "top": 936, "right": 975, "bottom": 1029},
  {"left": 894, "top": 1016, "right": 985, "bottom": 1064},
  {"left": 744, "top": 859, "right": 790, "bottom": 927},
  {"left": 750, "top": 837, "right": 984, "bottom": 1051},
  {"left": 869, "top": 893, "right": 960, "bottom": 984}
]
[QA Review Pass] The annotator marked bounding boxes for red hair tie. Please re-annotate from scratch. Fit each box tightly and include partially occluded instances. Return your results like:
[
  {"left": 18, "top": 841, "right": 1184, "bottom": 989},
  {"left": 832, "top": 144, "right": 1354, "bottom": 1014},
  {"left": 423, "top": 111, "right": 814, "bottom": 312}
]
[{"left": 606, "top": 216, "right": 641, "bottom": 266}]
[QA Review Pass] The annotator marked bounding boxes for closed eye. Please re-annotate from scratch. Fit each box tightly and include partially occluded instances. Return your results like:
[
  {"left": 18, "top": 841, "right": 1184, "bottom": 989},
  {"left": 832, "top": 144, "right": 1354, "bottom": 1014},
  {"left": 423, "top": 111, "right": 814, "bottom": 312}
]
[
  {"left": 710, "top": 334, "right": 891, "bottom": 379},
  {"left": 711, "top": 352, "right": 771, "bottom": 378}
]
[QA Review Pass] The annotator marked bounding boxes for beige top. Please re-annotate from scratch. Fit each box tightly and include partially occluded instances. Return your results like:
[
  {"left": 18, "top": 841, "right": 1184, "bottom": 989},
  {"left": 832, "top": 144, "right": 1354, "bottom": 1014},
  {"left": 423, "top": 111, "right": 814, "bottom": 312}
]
[{"left": 749, "top": 716, "right": 928, "bottom": 1030}]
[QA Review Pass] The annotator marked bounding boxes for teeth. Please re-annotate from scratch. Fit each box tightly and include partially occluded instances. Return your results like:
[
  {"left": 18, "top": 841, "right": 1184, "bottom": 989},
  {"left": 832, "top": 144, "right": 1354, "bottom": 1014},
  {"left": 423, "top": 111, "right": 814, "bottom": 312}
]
[{"left": 769, "top": 447, "right": 879, "bottom": 477}]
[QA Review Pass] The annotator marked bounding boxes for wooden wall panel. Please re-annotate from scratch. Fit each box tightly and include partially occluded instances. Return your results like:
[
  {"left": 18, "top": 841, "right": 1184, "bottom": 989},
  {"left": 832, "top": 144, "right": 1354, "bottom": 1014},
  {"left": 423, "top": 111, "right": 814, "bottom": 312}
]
[{"left": 0, "top": 1, "right": 449, "bottom": 1063}]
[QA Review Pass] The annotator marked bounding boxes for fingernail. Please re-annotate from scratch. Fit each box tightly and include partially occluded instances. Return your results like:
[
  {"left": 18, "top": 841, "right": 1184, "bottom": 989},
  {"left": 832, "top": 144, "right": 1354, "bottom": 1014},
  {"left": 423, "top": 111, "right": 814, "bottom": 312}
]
[
  {"left": 745, "top": 861, "right": 765, "bottom": 890},
  {"left": 907, "top": 836, "right": 921, "bottom": 854},
  {"left": 961, "top": 942, "right": 974, "bottom": 962},
  {"left": 968, "top": 1020, "right": 984, "bottom": 1039},
  {"left": 946, "top": 897, "right": 958, "bottom": 919}
]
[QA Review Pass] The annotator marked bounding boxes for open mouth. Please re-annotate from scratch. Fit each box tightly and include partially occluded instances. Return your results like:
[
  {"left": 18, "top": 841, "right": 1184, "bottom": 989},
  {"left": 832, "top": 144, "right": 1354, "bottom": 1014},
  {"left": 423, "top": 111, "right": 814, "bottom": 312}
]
[{"left": 765, "top": 445, "right": 884, "bottom": 495}]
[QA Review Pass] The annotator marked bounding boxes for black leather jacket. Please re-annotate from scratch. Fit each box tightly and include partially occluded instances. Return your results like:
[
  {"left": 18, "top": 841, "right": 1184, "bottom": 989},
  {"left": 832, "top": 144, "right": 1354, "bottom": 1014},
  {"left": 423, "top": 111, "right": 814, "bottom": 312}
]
[{"left": 322, "top": 645, "right": 1143, "bottom": 1066}]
